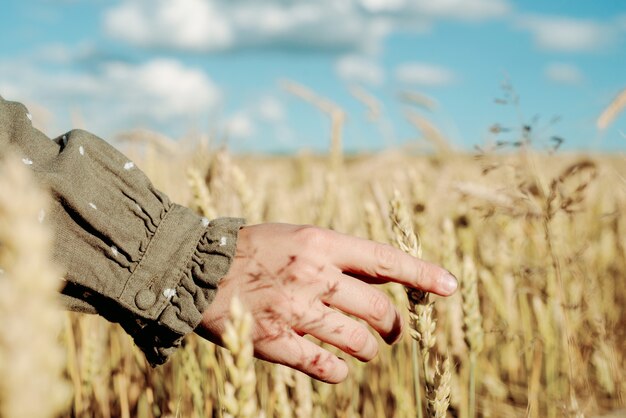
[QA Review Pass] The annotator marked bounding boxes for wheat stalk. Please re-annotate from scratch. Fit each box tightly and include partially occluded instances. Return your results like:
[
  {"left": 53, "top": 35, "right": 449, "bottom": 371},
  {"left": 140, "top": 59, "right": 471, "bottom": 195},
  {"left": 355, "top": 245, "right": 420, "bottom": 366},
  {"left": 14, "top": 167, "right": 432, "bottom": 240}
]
[
  {"left": 231, "top": 163, "right": 263, "bottom": 224},
  {"left": 187, "top": 166, "right": 217, "bottom": 219},
  {"left": 181, "top": 339, "right": 205, "bottom": 417},
  {"left": 281, "top": 79, "right": 345, "bottom": 175},
  {"left": 0, "top": 154, "right": 71, "bottom": 418},
  {"left": 390, "top": 189, "right": 445, "bottom": 418},
  {"left": 221, "top": 296, "right": 259, "bottom": 418},
  {"left": 271, "top": 365, "right": 294, "bottom": 418},
  {"left": 426, "top": 358, "right": 452, "bottom": 418},
  {"left": 349, "top": 85, "right": 381, "bottom": 121},
  {"left": 597, "top": 88, "right": 626, "bottom": 130},
  {"left": 390, "top": 190, "right": 435, "bottom": 364},
  {"left": 461, "top": 255, "right": 484, "bottom": 418},
  {"left": 405, "top": 110, "right": 452, "bottom": 154},
  {"left": 115, "top": 128, "right": 178, "bottom": 155},
  {"left": 398, "top": 91, "right": 439, "bottom": 111},
  {"left": 78, "top": 315, "right": 105, "bottom": 416}
]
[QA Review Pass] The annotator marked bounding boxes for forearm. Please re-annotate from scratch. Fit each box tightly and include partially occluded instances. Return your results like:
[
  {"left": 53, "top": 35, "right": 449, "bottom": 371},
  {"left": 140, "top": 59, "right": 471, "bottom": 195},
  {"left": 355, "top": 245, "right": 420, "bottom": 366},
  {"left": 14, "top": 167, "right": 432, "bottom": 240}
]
[{"left": 0, "top": 96, "right": 243, "bottom": 365}]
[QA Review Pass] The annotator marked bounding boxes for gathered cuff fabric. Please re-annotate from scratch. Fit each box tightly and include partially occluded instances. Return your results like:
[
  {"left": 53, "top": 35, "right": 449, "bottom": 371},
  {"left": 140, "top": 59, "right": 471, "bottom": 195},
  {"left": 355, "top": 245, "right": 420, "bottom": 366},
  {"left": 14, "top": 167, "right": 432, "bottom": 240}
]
[
  {"left": 143, "top": 216, "right": 244, "bottom": 365},
  {"left": 58, "top": 213, "right": 244, "bottom": 366}
]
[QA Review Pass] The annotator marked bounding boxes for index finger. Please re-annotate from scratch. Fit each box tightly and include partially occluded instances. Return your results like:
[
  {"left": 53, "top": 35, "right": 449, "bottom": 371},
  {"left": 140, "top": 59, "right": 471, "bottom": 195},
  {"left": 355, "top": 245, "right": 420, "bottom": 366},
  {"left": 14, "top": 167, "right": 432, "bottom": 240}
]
[{"left": 327, "top": 232, "right": 458, "bottom": 296}]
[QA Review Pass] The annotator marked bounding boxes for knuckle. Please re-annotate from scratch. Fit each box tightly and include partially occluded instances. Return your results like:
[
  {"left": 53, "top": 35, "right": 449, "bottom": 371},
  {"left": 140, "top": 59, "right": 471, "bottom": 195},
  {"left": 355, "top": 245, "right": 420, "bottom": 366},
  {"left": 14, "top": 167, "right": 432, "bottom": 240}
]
[
  {"left": 369, "top": 291, "right": 392, "bottom": 322},
  {"left": 295, "top": 226, "right": 328, "bottom": 251},
  {"left": 298, "top": 262, "right": 322, "bottom": 283},
  {"left": 311, "top": 353, "right": 336, "bottom": 382},
  {"left": 284, "top": 261, "right": 325, "bottom": 296},
  {"left": 285, "top": 259, "right": 316, "bottom": 281},
  {"left": 346, "top": 326, "right": 370, "bottom": 355},
  {"left": 289, "top": 303, "right": 308, "bottom": 324},
  {"left": 414, "top": 261, "right": 432, "bottom": 289},
  {"left": 374, "top": 244, "right": 398, "bottom": 276}
]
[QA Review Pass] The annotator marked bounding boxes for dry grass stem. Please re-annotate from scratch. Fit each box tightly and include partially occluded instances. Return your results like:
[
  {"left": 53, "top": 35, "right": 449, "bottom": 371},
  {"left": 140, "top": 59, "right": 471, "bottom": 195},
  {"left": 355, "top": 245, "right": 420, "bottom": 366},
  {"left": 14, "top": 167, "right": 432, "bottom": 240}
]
[
  {"left": 597, "top": 88, "right": 626, "bottom": 130},
  {"left": 405, "top": 110, "right": 452, "bottom": 154}
]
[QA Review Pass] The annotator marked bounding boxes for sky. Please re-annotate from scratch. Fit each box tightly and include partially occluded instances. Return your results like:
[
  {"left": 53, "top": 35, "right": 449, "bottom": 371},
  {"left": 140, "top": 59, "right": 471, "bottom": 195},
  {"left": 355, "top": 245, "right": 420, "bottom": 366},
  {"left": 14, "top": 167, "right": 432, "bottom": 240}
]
[{"left": 0, "top": 0, "right": 625, "bottom": 153}]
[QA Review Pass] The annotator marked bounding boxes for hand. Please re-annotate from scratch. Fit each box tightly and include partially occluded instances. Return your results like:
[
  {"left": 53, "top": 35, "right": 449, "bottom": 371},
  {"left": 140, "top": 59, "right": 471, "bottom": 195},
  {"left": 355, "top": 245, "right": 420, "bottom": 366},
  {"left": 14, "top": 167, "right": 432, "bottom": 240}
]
[{"left": 196, "top": 223, "right": 457, "bottom": 383}]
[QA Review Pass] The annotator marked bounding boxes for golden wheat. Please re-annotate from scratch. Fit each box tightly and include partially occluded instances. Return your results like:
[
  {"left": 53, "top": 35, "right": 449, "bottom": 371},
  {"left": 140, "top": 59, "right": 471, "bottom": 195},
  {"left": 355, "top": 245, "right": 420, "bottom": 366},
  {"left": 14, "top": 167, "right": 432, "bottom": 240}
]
[
  {"left": 2, "top": 101, "right": 626, "bottom": 417},
  {"left": 0, "top": 154, "right": 71, "bottom": 418},
  {"left": 221, "top": 296, "right": 259, "bottom": 418}
]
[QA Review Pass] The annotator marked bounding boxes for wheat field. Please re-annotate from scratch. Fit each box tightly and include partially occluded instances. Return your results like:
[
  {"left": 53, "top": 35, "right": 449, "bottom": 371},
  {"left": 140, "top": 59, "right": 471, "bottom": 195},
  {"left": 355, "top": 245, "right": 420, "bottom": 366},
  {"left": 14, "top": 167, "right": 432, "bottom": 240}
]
[{"left": 1, "top": 96, "right": 625, "bottom": 418}]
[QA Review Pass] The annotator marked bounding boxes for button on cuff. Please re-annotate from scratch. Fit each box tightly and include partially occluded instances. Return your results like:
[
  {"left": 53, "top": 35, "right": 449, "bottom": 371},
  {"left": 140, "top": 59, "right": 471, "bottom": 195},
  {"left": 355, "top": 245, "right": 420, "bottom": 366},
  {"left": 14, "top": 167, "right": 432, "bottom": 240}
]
[{"left": 135, "top": 289, "right": 157, "bottom": 310}]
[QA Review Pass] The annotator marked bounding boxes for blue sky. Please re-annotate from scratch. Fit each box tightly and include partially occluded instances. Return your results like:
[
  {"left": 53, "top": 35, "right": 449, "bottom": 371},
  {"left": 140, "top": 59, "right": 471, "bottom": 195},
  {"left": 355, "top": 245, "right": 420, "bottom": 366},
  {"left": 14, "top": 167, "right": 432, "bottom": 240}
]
[{"left": 1, "top": 0, "right": 625, "bottom": 153}]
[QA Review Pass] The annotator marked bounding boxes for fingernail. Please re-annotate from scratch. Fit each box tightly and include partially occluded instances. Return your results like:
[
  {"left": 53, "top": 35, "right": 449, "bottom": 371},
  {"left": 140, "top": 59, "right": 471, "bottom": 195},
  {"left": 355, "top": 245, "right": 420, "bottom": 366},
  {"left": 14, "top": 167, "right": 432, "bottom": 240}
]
[{"left": 439, "top": 272, "right": 458, "bottom": 295}]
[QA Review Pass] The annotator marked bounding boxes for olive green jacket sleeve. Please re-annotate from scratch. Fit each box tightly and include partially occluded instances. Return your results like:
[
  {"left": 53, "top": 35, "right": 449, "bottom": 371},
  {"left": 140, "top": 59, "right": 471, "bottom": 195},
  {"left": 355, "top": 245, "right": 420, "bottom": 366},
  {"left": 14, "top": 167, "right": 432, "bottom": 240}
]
[{"left": 0, "top": 97, "right": 244, "bottom": 365}]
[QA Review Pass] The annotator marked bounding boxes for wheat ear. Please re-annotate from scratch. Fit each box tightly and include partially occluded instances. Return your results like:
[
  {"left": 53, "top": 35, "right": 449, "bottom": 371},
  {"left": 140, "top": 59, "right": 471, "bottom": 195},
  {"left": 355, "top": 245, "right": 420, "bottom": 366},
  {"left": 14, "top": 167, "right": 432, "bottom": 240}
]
[
  {"left": 0, "top": 154, "right": 71, "bottom": 418},
  {"left": 181, "top": 340, "right": 204, "bottom": 417},
  {"left": 187, "top": 166, "right": 217, "bottom": 219},
  {"left": 271, "top": 365, "right": 294, "bottom": 418},
  {"left": 426, "top": 358, "right": 452, "bottom": 418},
  {"left": 231, "top": 164, "right": 263, "bottom": 224},
  {"left": 461, "top": 255, "right": 484, "bottom": 418},
  {"left": 221, "top": 296, "right": 259, "bottom": 418},
  {"left": 389, "top": 189, "right": 432, "bottom": 418}
]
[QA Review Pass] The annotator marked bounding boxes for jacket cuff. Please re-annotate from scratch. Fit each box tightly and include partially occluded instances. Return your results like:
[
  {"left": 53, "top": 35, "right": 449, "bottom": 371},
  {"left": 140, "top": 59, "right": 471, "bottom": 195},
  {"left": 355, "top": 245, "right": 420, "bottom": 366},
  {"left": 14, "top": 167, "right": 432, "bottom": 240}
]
[{"left": 123, "top": 214, "right": 244, "bottom": 366}]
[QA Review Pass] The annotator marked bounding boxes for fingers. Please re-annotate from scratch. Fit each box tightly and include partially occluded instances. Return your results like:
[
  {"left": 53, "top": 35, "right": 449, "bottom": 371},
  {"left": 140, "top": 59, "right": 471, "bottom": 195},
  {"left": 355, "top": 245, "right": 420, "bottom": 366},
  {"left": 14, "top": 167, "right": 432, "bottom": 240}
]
[
  {"left": 293, "top": 305, "right": 379, "bottom": 362},
  {"left": 326, "top": 231, "right": 458, "bottom": 296},
  {"left": 320, "top": 272, "right": 403, "bottom": 344},
  {"left": 255, "top": 330, "right": 349, "bottom": 384}
]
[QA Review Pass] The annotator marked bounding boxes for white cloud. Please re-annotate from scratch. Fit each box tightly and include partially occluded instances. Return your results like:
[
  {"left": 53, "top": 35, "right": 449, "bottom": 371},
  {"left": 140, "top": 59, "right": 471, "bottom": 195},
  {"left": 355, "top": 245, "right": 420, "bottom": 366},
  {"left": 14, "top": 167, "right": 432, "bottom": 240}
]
[
  {"left": 359, "top": 0, "right": 406, "bottom": 13},
  {"left": 30, "top": 42, "right": 98, "bottom": 65},
  {"left": 105, "top": 0, "right": 385, "bottom": 53},
  {"left": 395, "top": 63, "right": 455, "bottom": 86},
  {"left": 407, "top": 0, "right": 510, "bottom": 21},
  {"left": 105, "top": 0, "right": 233, "bottom": 51},
  {"left": 336, "top": 55, "right": 385, "bottom": 86},
  {"left": 516, "top": 15, "right": 614, "bottom": 52},
  {"left": 32, "top": 43, "right": 76, "bottom": 64},
  {"left": 545, "top": 63, "right": 584, "bottom": 85},
  {"left": 0, "top": 56, "right": 221, "bottom": 135},
  {"left": 226, "top": 112, "right": 254, "bottom": 139},
  {"left": 104, "top": 59, "right": 220, "bottom": 120},
  {"left": 103, "top": 0, "right": 511, "bottom": 54},
  {"left": 257, "top": 96, "right": 285, "bottom": 122}
]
